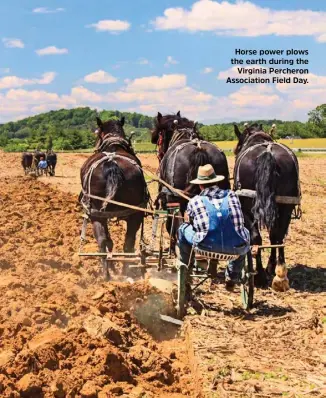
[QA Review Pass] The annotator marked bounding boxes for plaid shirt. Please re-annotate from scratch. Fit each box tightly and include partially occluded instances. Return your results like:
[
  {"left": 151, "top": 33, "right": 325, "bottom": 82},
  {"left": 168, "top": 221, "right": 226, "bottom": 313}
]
[{"left": 187, "top": 187, "right": 250, "bottom": 244}]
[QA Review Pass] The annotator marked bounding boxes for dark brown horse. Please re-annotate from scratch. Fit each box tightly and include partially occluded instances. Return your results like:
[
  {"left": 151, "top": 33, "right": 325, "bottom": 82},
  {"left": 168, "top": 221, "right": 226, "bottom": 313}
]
[
  {"left": 233, "top": 123, "right": 301, "bottom": 286},
  {"left": 151, "top": 111, "right": 230, "bottom": 248},
  {"left": 21, "top": 152, "right": 33, "bottom": 174},
  {"left": 79, "top": 117, "right": 149, "bottom": 279}
]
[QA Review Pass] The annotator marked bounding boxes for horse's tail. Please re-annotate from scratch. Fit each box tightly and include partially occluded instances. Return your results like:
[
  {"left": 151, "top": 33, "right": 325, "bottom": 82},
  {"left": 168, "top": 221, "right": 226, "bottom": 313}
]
[
  {"left": 105, "top": 161, "right": 125, "bottom": 200},
  {"left": 187, "top": 145, "right": 210, "bottom": 183},
  {"left": 252, "top": 147, "right": 278, "bottom": 231}
]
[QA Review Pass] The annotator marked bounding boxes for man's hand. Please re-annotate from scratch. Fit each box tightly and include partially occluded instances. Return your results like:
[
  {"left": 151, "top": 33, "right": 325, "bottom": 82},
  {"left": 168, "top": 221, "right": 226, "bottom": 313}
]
[
  {"left": 251, "top": 245, "right": 259, "bottom": 258},
  {"left": 184, "top": 212, "right": 190, "bottom": 223}
]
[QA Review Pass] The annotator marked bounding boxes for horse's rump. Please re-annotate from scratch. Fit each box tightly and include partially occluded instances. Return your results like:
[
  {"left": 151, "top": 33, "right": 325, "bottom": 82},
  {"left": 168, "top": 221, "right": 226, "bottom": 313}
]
[
  {"left": 80, "top": 152, "right": 148, "bottom": 216},
  {"left": 235, "top": 143, "right": 300, "bottom": 196},
  {"left": 46, "top": 154, "right": 57, "bottom": 166},
  {"left": 235, "top": 142, "right": 300, "bottom": 230},
  {"left": 22, "top": 153, "right": 33, "bottom": 168}
]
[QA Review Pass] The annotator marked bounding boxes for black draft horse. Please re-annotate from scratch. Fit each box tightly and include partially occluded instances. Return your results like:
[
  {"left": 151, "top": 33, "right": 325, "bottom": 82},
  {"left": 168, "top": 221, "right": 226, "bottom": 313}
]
[
  {"left": 79, "top": 117, "right": 148, "bottom": 279},
  {"left": 233, "top": 123, "right": 301, "bottom": 286},
  {"left": 46, "top": 150, "right": 57, "bottom": 176},
  {"left": 151, "top": 111, "right": 230, "bottom": 247}
]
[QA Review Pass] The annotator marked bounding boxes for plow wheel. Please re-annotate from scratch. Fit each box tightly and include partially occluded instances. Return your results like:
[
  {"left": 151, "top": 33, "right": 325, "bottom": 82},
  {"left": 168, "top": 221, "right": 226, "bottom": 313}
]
[{"left": 240, "top": 251, "right": 254, "bottom": 310}]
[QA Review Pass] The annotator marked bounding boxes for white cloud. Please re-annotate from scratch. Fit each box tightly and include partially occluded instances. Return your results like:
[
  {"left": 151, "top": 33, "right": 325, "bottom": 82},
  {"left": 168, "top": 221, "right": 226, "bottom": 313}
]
[
  {"left": 71, "top": 86, "right": 103, "bottom": 103},
  {"left": 33, "top": 7, "right": 65, "bottom": 14},
  {"left": 2, "top": 38, "right": 24, "bottom": 49},
  {"left": 202, "top": 67, "right": 213, "bottom": 74},
  {"left": 3, "top": 66, "right": 326, "bottom": 124},
  {"left": 84, "top": 70, "right": 117, "bottom": 84},
  {"left": 164, "top": 56, "right": 179, "bottom": 67},
  {"left": 35, "top": 46, "right": 68, "bottom": 56},
  {"left": 0, "top": 72, "right": 56, "bottom": 90},
  {"left": 87, "top": 20, "right": 130, "bottom": 34},
  {"left": 229, "top": 85, "right": 280, "bottom": 107},
  {"left": 123, "top": 74, "right": 186, "bottom": 92},
  {"left": 152, "top": 0, "right": 326, "bottom": 42}
]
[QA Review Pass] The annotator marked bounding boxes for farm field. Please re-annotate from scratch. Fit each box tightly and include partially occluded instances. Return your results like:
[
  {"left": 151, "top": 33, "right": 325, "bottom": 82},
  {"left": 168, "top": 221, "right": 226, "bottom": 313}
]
[
  {"left": 132, "top": 138, "right": 326, "bottom": 152},
  {"left": 0, "top": 152, "right": 325, "bottom": 397}
]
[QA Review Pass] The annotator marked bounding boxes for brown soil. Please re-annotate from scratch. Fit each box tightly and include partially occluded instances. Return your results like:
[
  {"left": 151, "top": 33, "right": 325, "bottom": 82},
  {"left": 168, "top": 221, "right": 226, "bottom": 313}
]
[
  {"left": 0, "top": 151, "right": 325, "bottom": 397},
  {"left": 0, "top": 152, "right": 194, "bottom": 397}
]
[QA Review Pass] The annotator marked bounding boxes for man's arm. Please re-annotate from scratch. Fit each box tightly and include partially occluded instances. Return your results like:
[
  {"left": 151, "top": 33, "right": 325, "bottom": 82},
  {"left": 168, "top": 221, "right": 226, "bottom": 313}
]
[
  {"left": 228, "top": 192, "right": 246, "bottom": 230},
  {"left": 184, "top": 200, "right": 194, "bottom": 223}
]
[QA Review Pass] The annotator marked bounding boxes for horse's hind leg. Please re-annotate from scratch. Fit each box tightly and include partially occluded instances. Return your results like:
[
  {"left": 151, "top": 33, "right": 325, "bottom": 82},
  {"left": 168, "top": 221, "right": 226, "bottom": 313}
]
[
  {"left": 124, "top": 212, "right": 143, "bottom": 253},
  {"left": 122, "top": 212, "right": 143, "bottom": 276},
  {"left": 92, "top": 218, "right": 113, "bottom": 280},
  {"left": 267, "top": 205, "right": 292, "bottom": 275},
  {"left": 277, "top": 205, "right": 293, "bottom": 266},
  {"left": 244, "top": 210, "right": 267, "bottom": 288}
]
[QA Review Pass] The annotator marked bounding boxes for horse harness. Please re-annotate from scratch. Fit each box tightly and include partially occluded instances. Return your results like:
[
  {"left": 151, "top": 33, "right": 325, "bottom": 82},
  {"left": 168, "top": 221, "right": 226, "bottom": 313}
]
[
  {"left": 159, "top": 138, "right": 223, "bottom": 198},
  {"left": 80, "top": 151, "right": 149, "bottom": 219},
  {"left": 234, "top": 141, "right": 302, "bottom": 218},
  {"left": 96, "top": 135, "right": 137, "bottom": 158},
  {"left": 156, "top": 127, "right": 197, "bottom": 161}
]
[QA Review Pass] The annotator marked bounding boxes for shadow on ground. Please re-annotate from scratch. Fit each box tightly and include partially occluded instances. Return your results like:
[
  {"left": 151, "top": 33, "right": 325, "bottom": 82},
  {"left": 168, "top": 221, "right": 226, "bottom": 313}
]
[{"left": 288, "top": 263, "right": 326, "bottom": 293}]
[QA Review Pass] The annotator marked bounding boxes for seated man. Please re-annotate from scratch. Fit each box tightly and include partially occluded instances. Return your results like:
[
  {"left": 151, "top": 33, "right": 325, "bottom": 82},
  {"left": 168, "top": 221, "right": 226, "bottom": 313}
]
[
  {"left": 38, "top": 157, "right": 48, "bottom": 174},
  {"left": 177, "top": 164, "right": 250, "bottom": 289}
]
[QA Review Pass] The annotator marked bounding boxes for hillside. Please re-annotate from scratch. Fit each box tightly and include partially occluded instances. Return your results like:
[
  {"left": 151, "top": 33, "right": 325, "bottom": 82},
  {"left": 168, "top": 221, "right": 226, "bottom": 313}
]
[
  {"left": 0, "top": 105, "right": 325, "bottom": 152},
  {"left": 0, "top": 108, "right": 154, "bottom": 152}
]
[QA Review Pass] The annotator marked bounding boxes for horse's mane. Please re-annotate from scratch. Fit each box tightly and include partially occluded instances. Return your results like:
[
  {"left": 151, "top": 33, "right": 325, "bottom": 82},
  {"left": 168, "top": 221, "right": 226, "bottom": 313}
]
[
  {"left": 155, "top": 114, "right": 195, "bottom": 129},
  {"left": 101, "top": 120, "right": 125, "bottom": 136},
  {"left": 246, "top": 131, "right": 273, "bottom": 144}
]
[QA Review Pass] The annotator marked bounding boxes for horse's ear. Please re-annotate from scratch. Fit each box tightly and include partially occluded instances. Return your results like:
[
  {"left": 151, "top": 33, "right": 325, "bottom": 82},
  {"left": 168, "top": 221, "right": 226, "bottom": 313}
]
[
  {"left": 157, "top": 112, "right": 163, "bottom": 122},
  {"left": 120, "top": 116, "right": 125, "bottom": 126},
  {"left": 234, "top": 124, "right": 242, "bottom": 139},
  {"left": 177, "top": 111, "right": 181, "bottom": 117},
  {"left": 96, "top": 117, "right": 103, "bottom": 128}
]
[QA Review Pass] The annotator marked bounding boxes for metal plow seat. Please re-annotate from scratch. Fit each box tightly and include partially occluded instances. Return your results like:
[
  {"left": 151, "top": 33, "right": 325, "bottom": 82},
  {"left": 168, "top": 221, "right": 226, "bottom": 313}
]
[
  {"left": 176, "top": 246, "right": 254, "bottom": 319},
  {"left": 194, "top": 247, "right": 240, "bottom": 262}
]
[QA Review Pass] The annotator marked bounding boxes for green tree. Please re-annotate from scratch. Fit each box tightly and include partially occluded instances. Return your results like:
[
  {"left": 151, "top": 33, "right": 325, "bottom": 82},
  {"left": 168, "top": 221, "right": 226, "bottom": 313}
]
[{"left": 46, "top": 136, "right": 53, "bottom": 150}]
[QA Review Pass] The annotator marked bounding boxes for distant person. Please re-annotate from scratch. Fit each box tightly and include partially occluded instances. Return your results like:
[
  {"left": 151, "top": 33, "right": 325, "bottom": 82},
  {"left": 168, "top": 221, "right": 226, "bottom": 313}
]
[{"left": 38, "top": 157, "right": 48, "bottom": 174}]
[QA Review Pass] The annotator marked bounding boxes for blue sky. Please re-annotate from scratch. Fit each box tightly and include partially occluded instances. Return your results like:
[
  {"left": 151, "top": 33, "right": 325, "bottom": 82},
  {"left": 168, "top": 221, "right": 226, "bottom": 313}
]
[{"left": 1, "top": 0, "right": 326, "bottom": 124}]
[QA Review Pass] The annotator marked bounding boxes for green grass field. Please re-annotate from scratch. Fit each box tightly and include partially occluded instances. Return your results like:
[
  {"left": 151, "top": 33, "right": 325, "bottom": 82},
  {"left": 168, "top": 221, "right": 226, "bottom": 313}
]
[
  {"left": 213, "top": 138, "right": 326, "bottom": 150},
  {"left": 132, "top": 138, "right": 326, "bottom": 152}
]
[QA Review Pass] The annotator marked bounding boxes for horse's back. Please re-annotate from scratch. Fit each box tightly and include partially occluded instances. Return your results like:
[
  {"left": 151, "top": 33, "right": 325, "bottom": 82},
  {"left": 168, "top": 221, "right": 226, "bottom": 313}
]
[{"left": 161, "top": 139, "right": 229, "bottom": 189}]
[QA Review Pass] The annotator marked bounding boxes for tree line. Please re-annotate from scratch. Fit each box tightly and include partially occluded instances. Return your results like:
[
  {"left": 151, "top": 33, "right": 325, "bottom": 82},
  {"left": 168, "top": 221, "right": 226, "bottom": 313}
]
[{"left": 0, "top": 105, "right": 325, "bottom": 152}]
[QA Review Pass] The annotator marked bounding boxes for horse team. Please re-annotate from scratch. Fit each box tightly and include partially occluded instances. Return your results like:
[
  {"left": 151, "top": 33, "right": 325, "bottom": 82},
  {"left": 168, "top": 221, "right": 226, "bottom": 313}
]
[
  {"left": 78, "top": 112, "right": 301, "bottom": 284},
  {"left": 21, "top": 150, "right": 57, "bottom": 176}
]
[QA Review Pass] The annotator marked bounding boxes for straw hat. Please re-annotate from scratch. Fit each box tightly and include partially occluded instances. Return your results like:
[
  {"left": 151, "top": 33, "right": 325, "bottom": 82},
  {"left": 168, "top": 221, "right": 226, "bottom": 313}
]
[{"left": 190, "top": 164, "right": 225, "bottom": 185}]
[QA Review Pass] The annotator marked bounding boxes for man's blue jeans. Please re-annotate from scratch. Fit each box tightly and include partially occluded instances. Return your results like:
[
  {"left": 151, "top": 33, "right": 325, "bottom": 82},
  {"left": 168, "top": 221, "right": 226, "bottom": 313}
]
[{"left": 177, "top": 223, "right": 245, "bottom": 281}]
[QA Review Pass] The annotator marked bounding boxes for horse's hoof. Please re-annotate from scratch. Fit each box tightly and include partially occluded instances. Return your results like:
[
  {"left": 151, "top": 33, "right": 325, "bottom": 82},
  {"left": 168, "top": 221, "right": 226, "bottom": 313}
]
[{"left": 254, "top": 271, "right": 268, "bottom": 289}]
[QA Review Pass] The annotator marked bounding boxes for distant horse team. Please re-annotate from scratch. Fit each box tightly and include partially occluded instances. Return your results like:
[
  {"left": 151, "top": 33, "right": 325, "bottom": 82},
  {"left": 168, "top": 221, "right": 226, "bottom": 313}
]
[
  {"left": 21, "top": 150, "right": 57, "bottom": 176},
  {"left": 77, "top": 112, "right": 301, "bottom": 287}
]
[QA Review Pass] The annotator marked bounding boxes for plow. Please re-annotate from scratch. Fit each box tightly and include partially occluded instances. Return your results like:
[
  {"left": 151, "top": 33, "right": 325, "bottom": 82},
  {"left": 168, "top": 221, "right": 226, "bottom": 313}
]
[{"left": 77, "top": 173, "right": 293, "bottom": 320}]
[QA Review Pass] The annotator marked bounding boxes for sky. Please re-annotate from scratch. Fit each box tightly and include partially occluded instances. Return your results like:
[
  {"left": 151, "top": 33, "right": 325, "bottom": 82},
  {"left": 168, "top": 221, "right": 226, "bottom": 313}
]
[{"left": 1, "top": 0, "right": 326, "bottom": 124}]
